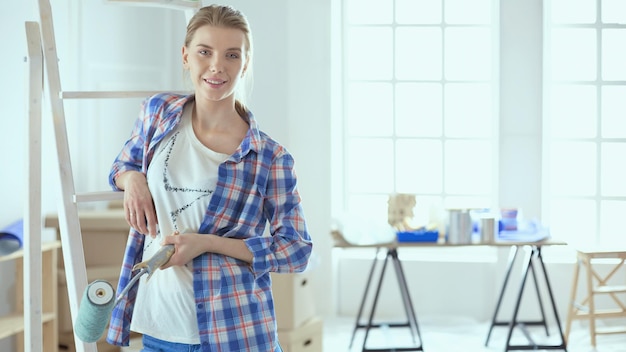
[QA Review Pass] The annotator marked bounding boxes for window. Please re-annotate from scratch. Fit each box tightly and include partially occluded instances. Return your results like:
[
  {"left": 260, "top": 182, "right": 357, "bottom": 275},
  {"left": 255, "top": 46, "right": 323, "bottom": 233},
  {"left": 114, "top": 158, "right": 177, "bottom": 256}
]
[
  {"left": 544, "top": 0, "right": 626, "bottom": 247},
  {"left": 337, "top": 0, "right": 499, "bottom": 234}
]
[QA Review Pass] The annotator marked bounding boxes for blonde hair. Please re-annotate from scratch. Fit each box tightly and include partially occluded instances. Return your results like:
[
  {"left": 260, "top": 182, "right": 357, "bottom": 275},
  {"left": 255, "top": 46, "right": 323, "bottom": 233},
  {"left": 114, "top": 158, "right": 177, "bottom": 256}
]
[{"left": 185, "top": 5, "right": 254, "bottom": 117}]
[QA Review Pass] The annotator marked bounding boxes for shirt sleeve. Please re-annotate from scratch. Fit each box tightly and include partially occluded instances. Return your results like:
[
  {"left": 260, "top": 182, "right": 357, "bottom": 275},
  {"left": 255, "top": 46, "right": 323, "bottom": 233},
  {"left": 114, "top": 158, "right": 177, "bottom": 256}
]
[
  {"left": 244, "top": 151, "right": 313, "bottom": 274},
  {"left": 108, "top": 99, "right": 150, "bottom": 190}
]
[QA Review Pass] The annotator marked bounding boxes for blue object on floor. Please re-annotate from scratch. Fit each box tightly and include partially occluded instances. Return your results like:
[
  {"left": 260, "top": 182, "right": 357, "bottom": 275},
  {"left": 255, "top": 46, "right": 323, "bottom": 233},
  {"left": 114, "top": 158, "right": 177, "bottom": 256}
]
[{"left": 0, "top": 219, "right": 23, "bottom": 256}]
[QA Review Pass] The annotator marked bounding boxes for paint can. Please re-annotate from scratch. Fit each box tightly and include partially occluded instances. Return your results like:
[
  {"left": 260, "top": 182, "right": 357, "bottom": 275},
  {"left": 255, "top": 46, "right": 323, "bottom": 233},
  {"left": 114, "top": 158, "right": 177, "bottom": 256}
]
[
  {"left": 447, "top": 209, "right": 472, "bottom": 244},
  {"left": 480, "top": 218, "right": 495, "bottom": 243}
]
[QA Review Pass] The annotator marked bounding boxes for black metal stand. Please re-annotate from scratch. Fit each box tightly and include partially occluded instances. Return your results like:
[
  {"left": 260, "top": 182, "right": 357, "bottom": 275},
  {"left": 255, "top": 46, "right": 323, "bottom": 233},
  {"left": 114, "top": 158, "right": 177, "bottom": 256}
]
[
  {"left": 485, "top": 245, "right": 568, "bottom": 351},
  {"left": 349, "top": 248, "right": 423, "bottom": 352}
]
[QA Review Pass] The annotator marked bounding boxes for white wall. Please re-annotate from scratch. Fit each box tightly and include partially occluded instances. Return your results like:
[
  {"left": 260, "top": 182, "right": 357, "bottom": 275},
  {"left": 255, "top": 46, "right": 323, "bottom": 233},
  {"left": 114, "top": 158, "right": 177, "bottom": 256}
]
[{"left": 499, "top": 0, "right": 544, "bottom": 218}]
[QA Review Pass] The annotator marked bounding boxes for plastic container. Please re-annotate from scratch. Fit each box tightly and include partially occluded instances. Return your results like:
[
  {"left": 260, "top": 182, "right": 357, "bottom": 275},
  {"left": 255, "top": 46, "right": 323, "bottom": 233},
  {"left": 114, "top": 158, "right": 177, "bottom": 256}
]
[{"left": 397, "top": 229, "right": 439, "bottom": 243}]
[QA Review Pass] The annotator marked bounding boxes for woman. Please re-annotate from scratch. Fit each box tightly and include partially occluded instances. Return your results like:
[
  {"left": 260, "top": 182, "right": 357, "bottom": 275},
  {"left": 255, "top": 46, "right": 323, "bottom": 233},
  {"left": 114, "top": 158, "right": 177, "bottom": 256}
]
[{"left": 106, "top": 5, "right": 312, "bottom": 352}]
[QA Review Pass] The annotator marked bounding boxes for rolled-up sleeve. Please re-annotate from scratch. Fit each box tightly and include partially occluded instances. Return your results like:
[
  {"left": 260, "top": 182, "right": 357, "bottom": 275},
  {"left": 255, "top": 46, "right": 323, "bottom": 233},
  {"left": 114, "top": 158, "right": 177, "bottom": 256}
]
[{"left": 244, "top": 152, "right": 312, "bottom": 274}]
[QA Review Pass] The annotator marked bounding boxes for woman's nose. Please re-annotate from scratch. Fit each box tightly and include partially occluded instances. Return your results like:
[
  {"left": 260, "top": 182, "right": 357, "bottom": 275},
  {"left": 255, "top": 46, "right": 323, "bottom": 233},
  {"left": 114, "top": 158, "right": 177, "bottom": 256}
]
[{"left": 210, "top": 58, "right": 224, "bottom": 73}]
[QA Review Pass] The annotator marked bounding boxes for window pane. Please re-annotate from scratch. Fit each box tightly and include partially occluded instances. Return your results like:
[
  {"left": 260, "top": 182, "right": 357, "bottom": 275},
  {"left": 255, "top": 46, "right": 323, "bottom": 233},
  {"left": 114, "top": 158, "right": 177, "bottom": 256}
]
[
  {"left": 444, "top": 196, "right": 492, "bottom": 210},
  {"left": 602, "top": 0, "right": 626, "bottom": 24},
  {"left": 396, "top": 0, "right": 442, "bottom": 24},
  {"left": 396, "top": 139, "right": 442, "bottom": 194},
  {"left": 549, "top": 199, "right": 596, "bottom": 247},
  {"left": 551, "top": 0, "right": 597, "bottom": 24},
  {"left": 347, "top": 27, "right": 393, "bottom": 80},
  {"left": 549, "top": 142, "right": 596, "bottom": 196},
  {"left": 445, "top": 27, "right": 492, "bottom": 80},
  {"left": 602, "top": 29, "right": 626, "bottom": 80},
  {"left": 550, "top": 29, "right": 596, "bottom": 81},
  {"left": 396, "top": 27, "right": 442, "bottom": 80},
  {"left": 601, "top": 86, "right": 626, "bottom": 138},
  {"left": 345, "top": 194, "right": 391, "bottom": 238},
  {"left": 347, "top": 83, "right": 393, "bottom": 136},
  {"left": 549, "top": 85, "right": 597, "bottom": 138},
  {"left": 347, "top": 138, "right": 394, "bottom": 193},
  {"left": 601, "top": 143, "right": 626, "bottom": 196},
  {"left": 445, "top": 0, "right": 492, "bottom": 25},
  {"left": 396, "top": 83, "right": 442, "bottom": 137},
  {"left": 445, "top": 140, "right": 493, "bottom": 194},
  {"left": 346, "top": 0, "right": 393, "bottom": 24},
  {"left": 600, "top": 200, "right": 626, "bottom": 246},
  {"left": 415, "top": 195, "right": 444, "bottom": 226},
  {"left": 444, "top": 83, "right": 492, "bottom": 138}
]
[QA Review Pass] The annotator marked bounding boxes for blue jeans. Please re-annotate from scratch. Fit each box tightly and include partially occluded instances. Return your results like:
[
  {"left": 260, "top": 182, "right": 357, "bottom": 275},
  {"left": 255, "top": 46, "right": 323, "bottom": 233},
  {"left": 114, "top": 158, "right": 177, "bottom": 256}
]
[
  {"left": 141, "top": 335, "right": 202, "bottom": 352},
  {"left": 141, "top": 335, "right": 284, "bottom": 352}
]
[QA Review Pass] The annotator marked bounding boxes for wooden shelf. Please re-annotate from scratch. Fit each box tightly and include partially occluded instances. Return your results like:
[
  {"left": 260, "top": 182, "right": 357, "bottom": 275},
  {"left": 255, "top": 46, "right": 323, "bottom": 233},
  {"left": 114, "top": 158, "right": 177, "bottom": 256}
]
[
  {"left": 0, "top": 241, "right": 60, "bottom": 263},
  {"left": 0, "top": 313, "right": 56, "bottom": 340},
  {"left": 0, "top": 240, "right": 60, "bottom": 351},
  {"left": 45, "top": 209, "right": 129, "bottom": 231}
]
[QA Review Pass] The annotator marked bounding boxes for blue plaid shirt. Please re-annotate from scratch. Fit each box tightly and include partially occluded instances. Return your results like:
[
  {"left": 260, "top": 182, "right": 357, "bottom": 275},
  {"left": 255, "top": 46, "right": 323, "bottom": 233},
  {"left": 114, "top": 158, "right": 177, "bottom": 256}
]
[{"left": 106, "top": 93, "right": 312, "bottom": 351}]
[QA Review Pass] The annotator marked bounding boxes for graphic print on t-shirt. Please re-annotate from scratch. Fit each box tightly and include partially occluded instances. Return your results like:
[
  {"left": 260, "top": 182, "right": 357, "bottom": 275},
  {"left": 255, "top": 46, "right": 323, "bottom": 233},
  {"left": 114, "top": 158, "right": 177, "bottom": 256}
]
[{"left": 159, "top": 131, "right": 213, "bottom": 232}]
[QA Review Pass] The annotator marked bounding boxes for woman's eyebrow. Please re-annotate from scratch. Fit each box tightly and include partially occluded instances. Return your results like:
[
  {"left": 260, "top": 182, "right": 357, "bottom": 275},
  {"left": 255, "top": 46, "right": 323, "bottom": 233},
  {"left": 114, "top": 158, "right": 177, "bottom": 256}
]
[{"left": 196, "top": 43, "right": 242, "bottom": 52}]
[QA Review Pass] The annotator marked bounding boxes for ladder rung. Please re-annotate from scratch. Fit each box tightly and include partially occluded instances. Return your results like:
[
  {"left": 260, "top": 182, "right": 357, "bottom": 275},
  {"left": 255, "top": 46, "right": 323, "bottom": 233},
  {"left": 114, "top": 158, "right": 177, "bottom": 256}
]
[
  {"left": 574, "top": 308, "right": 626, "bottom": 319},
  {"left": 61, "top": 90, "right": 189, "bottom": 99},
  {"left": 596, "top": 326, "right": 626, "bottom": 335},
  {"left": 106, "top": 0, "right": 201, "bottom": 11},
  {"left": 594, "top": 285, "right": 626, "bottom": 294},
  {"left": 73, "top": 191, "right": 124, "bottom": 203}
]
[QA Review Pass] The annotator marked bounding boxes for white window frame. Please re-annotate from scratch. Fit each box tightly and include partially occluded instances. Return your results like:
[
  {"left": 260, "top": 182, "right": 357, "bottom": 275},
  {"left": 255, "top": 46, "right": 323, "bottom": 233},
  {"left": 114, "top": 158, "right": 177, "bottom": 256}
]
[
  {"left": 332, "top": 0, "right": 500, "bottom": 250},
  {"left": 542, "top": 0, "right": 626, "bottom": 248}
]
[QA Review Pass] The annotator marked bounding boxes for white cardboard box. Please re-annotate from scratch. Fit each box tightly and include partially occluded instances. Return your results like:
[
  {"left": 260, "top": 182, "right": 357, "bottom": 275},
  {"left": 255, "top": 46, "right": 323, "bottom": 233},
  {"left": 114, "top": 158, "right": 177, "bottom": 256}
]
[
  {"left": 271, "top": 271, "right": 316, "bottom": 330},
  {"left": 278, "top": 317, "right": 323, "bottom": 352}
]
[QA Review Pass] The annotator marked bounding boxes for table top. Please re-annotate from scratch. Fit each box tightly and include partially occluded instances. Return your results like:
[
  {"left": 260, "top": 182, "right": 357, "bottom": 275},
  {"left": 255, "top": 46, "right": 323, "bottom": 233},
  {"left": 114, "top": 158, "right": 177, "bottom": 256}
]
[
  {"left": 332, "top": 239, "right": 568, "bottom": 249},
  {"left": 331, "top": 230, "right": 567, "bottom": 249}
]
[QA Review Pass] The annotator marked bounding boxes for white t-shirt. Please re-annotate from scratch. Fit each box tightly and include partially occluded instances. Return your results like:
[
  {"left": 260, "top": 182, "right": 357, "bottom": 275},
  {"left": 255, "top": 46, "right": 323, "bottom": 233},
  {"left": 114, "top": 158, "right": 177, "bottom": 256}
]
[{"left": 130, "top": 102, "right": 229, "bottom": 344}]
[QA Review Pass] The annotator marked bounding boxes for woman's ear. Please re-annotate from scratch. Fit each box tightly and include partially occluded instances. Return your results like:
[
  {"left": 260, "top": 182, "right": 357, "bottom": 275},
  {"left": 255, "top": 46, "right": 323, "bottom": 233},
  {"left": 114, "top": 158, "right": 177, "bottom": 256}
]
[
  {"left": 241, "top": 57, "right": 250, "bottom": 77},
  {"left": 182, "top": 45, "right": 189, "bottom": 69}
]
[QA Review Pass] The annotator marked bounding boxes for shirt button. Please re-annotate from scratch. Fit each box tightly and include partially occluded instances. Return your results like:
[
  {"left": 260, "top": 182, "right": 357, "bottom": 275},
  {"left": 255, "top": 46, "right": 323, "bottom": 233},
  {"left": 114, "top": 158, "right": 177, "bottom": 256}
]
[{"left": 197, "top": 304, "right": 203, "bottom": 309}]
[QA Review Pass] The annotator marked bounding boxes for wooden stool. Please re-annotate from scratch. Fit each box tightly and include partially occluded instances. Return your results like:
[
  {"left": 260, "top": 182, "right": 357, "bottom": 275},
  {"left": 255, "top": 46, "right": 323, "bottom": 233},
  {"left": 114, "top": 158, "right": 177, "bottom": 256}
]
[{"left": 565, "top": 249, "right": 626, "bottom": 347}]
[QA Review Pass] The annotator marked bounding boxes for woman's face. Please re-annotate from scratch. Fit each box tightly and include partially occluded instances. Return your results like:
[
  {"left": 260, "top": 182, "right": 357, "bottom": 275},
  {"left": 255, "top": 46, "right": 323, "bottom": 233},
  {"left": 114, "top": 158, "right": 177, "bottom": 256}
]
[{"left": 182, "top": 25, "right": 248, "bottom": 104}]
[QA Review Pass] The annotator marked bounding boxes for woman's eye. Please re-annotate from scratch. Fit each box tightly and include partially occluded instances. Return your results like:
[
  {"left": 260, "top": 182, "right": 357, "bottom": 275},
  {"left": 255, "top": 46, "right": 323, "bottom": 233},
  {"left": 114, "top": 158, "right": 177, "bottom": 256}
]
[
  {"left": 228, "top": 53, "right": 240, "bottom": 59},
  {"left": 199, "top": 50, "right": 209, "bottom": 56}
]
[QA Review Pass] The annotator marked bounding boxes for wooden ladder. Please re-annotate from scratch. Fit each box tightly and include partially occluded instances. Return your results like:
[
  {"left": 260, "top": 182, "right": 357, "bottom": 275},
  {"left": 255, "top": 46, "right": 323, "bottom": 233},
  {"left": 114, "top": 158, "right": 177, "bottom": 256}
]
[{"left": 24, "top": 1, "right": 199, "bottom": 351}]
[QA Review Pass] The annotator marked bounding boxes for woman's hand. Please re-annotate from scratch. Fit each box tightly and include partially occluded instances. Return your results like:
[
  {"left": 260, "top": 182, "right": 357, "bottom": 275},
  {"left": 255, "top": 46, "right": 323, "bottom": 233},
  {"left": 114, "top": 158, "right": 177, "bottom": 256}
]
[
  {"left": 160, "top": 232, "right": 254, "bottom": 268},
  {"left": 160, "top": 232, "right": 208, "bottom": 268},
  {"left": 117, "top": 171, "right": 158, "bottom": 238}
]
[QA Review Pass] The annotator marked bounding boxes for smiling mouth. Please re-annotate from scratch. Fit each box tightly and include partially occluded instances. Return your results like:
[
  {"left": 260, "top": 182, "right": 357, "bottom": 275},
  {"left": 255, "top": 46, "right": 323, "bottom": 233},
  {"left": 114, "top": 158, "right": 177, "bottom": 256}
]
[{"left": 204, "top": 78, "right": 226, "bottom": 85}]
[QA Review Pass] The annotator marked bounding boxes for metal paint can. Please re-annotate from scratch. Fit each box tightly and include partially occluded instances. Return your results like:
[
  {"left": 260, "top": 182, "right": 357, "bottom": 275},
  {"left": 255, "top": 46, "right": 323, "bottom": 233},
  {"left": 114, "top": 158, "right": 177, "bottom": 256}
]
[
  {"left": 480, "top": 218, "right": 495, "bottom": 243},
  {"left": 447, "top": 209, "right": 472, "bottom": 244}
]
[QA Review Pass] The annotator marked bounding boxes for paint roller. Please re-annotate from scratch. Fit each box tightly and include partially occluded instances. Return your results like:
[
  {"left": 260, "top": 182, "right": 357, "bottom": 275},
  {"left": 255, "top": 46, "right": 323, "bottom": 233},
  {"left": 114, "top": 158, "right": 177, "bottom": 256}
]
[{"left": 73, "top": 243, "right": 175, "bottom": 343}]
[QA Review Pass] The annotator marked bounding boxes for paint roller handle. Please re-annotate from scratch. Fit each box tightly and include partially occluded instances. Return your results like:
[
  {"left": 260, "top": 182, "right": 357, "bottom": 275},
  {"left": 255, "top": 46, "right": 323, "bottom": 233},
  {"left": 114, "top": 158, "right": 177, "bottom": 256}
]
[
  {"left": 113, "top": 243, "right": 175, "bottom": 304},
  {"left": 114, "top": 267, "right": 147, "bottom": 305}
]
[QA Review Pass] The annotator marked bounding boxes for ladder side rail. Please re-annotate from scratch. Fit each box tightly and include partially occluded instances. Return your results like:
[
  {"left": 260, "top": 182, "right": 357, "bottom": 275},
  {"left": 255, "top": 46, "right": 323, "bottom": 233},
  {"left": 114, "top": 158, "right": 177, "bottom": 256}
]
[
  {"left": 61, "top": 90, "right": 189, "bottom": 99},
  {"left": 24, "top": 21, "right": 44, "bottom": 352},
  {"left": 37, "top": 1, "right": 95, "bottom": 351}
]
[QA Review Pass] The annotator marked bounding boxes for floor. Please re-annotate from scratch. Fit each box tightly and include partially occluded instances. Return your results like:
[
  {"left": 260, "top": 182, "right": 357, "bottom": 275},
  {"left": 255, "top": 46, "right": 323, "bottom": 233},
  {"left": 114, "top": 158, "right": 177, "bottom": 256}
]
[
  {"left": 121, "top": 315, "right": 626, "bottom": 352},
  {"left": 324, "top": 315, "right": 626, "bottom": 352}
]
